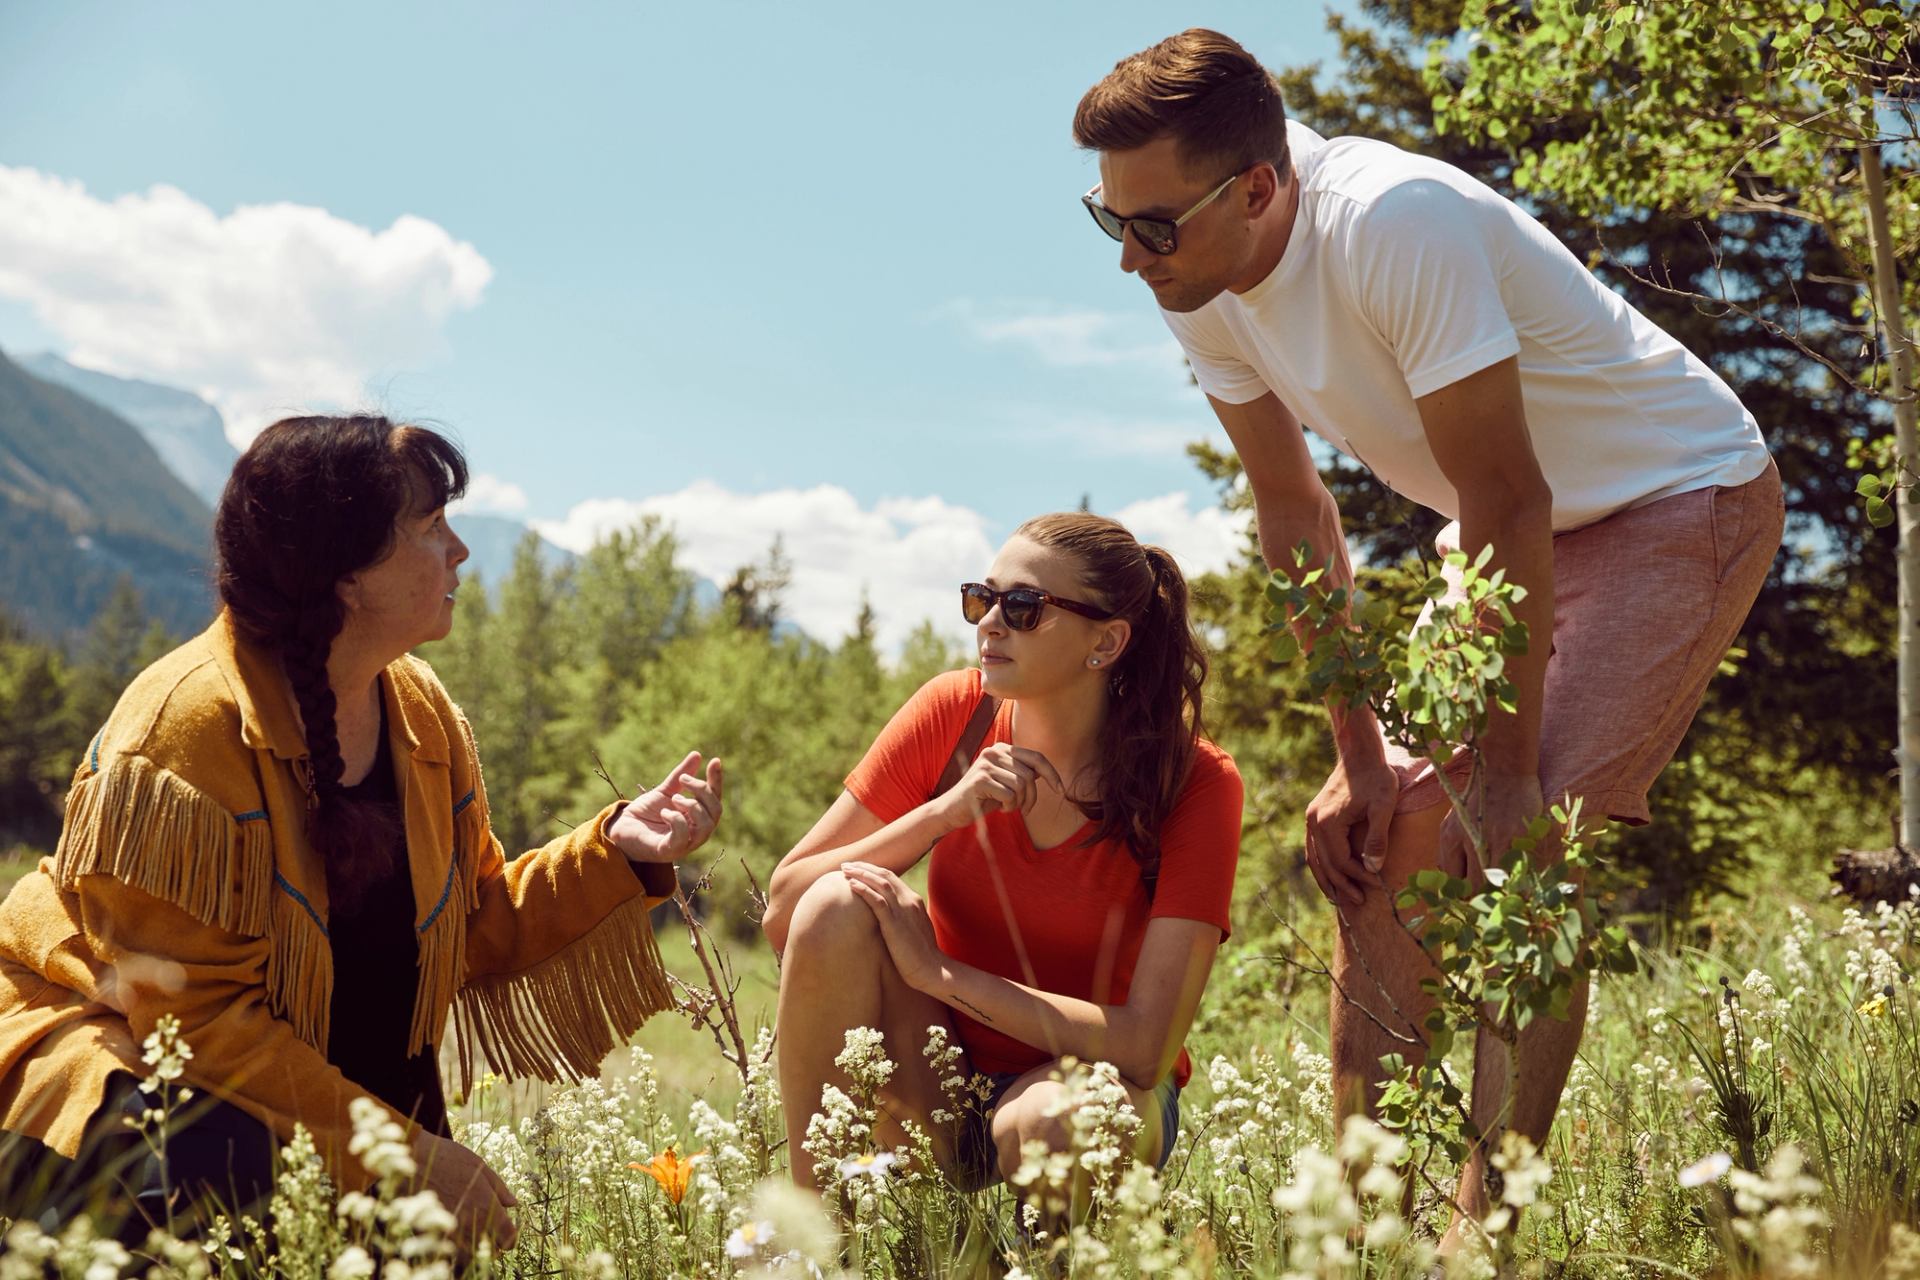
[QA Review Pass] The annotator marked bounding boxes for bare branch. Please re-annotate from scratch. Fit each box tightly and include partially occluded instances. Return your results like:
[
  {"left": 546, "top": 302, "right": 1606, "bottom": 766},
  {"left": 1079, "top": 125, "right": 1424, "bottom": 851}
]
[{"left": 1593, "top": 223, "right": 1909, "bottom": 403}]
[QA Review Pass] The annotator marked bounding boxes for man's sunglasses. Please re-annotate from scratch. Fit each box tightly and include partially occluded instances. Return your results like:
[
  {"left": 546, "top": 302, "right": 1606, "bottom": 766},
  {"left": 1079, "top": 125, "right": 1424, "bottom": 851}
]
[
  {"left": 1081, "top": 171, "right": 1239, "bottom": 256},
  {"left": 961, "top": 583, "right": 1113, "bottom": 631}
]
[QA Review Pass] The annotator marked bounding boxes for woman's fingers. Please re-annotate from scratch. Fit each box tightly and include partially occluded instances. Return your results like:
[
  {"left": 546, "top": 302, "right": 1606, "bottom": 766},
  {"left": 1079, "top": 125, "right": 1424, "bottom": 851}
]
[
  {"left": 661, "top": 807, "right": 691, "bottom": 852},
  {"left": 842, "top": 862, "right": 904, "bottom": 895},
  {"left": 477, "top": 1156, "right": 519, "bottom": 1209},
  {"left": 672, "top": 791, "right": 717, "bottom": 827},
  {"left": 982, "top": 761, "right": 1035, "bottom": 811},
  {"left": 959, "top": 764, "right": 1014, "bottom": 817},
  {"left": 842, "top": 864, "right": 899, "bottom": 917},
  {"left": 653, "top": 750, "right": 702, "bottom": 797},
  {"left": 1007, "top": 747, "right": 1065, "bottom": 793}
]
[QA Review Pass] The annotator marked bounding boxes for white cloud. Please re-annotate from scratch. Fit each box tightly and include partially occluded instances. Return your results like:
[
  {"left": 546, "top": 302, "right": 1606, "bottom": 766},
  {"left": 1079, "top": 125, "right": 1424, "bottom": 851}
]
[
  {"left": 939, "top": 298, "right": 1185, "bottom": 374},
  {"left": 529, "top": 480, "right": 1249, "bottom": 652},
  {"left": 534, "top": 481, "right": 998, "bottom": 651},
  {"left": 0, "top": 166, "right": 492, "bottom": 445},
  {"left": 1111, "top": 491, "right": 1251, "bottom": 579},
  {"left": 453, "top": 472, "right": 530, "bottom": 517}
]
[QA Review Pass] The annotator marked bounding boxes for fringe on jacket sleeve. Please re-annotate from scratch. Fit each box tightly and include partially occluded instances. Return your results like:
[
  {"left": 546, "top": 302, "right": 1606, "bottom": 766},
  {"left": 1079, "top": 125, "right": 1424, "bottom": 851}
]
[
  {"left": 449, "top": 890, "right": 675, "bottom": 1094},
  {"left": 437, "top": 706, "right": 678, "bottom": 1095},
  {"left": 52, "top": 753, "right": 273, "bottom": 937}
]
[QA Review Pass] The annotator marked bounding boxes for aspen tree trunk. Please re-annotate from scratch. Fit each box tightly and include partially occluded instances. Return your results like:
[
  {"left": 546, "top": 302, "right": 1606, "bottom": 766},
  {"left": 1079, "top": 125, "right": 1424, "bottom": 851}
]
[{"left": 1861, "top": 137, "right": 1920, "bottom": 852}]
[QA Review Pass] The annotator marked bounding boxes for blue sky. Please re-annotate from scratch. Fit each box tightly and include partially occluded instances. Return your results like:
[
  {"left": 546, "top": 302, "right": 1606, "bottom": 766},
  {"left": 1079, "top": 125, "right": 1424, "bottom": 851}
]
[{"left": 0, "top": 1, "right": 1359, "bottom": 645}]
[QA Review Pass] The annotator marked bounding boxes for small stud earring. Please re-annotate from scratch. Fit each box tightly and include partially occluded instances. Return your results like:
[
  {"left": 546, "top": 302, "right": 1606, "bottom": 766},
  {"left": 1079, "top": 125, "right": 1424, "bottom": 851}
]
[{"left": 1090, "top": 658, "right": 1101, "bottom": 667}]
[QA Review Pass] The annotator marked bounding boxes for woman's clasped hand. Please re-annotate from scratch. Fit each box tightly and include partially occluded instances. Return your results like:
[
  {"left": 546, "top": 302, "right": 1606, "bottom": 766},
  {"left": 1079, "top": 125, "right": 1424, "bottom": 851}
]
[{"left": 933, "top": 742, "right": 1065, "bottom": 824}]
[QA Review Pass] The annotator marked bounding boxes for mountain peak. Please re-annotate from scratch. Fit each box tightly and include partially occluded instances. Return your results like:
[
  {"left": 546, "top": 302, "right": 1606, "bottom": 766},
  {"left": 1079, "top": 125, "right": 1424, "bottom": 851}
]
[{"left": 19, "top": 353, "right": 236, "bottom": 509}]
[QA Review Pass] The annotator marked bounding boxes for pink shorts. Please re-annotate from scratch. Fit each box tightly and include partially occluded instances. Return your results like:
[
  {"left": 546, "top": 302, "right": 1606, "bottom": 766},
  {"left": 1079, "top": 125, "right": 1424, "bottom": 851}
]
[{"left": 1388, "top": 460, "right": 1784, "bottom": 825}]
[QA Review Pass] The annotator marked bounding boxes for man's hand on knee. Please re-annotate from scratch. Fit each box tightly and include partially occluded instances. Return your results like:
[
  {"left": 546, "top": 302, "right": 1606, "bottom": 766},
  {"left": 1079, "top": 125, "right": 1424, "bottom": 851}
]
[{"left": 1305, "top": 756, "right": 1400, "bottom": 909}]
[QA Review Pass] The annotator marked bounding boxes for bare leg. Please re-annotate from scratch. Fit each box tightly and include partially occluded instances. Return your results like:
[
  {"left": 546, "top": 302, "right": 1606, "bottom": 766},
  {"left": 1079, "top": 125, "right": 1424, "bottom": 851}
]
[
  {"left": 1448, "top": 834, "right": 1595, "bottom": 1233},
  {"left": 1329, "top": 804, "right": 1449, "bottom": 1126},
  {"left": 1450, "top": 976, "right": 1589, "bottom": 1227},
  {"left": 775, "top": 874, "right": 959, "bottom": 1189},
  {"left": 988, "top": 1062, "right": 1166, "bottom": 1231}
]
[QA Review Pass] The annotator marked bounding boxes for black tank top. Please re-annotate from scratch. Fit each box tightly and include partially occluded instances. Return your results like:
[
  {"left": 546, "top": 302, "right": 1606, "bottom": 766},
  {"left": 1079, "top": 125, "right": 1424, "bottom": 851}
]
[{"left": 323, "top": 694, "right": 449, "bottom": 1136}]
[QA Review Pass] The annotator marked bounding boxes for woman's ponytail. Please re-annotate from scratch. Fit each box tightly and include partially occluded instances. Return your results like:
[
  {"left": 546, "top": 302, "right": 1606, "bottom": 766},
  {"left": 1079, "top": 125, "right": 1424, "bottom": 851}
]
[{"left": 1013, "top": 514, "right": 1210, "bottom": 888}]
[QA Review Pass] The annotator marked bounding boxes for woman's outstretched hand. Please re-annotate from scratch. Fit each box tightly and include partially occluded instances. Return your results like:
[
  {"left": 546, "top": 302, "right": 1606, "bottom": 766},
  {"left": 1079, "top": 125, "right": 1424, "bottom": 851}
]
[
  {"left": 840, "top": 862, "right": 946, "bottom": 994},
  {"left": 607, "top": 751, "right": 724, "bottom": 864}
]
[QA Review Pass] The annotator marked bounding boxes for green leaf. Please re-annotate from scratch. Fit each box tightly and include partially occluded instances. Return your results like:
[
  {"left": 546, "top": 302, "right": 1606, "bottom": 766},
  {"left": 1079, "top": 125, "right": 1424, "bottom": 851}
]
[
  {"left": 1868, "top": 495, "right": 1894, "bottom": 528},
  {"left": 1857, "top": 473, "right": 1883, "bottom": 497},
  {"left": 1270, "top": 632, "right": 1301, "bottom": 664}
]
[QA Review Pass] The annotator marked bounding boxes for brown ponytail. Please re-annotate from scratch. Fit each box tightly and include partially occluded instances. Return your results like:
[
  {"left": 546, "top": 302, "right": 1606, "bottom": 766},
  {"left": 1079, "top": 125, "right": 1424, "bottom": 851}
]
[
  {"left": 214, "top": 416, "right": 467, "bottom": 900},
  {"left": 1014, "top": 513, "right": 1210, "bottom": 887}
]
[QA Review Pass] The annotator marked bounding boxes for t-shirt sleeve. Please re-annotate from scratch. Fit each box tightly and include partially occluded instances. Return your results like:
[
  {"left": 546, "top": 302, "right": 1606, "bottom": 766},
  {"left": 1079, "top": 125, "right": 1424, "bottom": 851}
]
[
  {"left": 1148, "top": 744, "right": 1245, "bottom": 939},
  {"left": 844, "top": 669, "right": 982, "bottom": 825},
  {"left": 1349, "top": 178, "right": 1521, "bottom": 399},
  {"left": 1160, "top": 305, "right": 1270, "bottom": 405}
]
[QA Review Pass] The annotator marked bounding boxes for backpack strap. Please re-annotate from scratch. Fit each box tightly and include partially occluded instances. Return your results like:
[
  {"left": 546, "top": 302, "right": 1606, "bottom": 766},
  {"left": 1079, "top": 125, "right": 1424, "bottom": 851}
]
[{"left": 929, "top": 693, "right": 1000, "bottom": 804}]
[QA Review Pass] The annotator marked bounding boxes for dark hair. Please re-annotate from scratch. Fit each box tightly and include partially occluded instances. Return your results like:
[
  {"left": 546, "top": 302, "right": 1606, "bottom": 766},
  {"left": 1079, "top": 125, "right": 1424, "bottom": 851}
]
[
  {"left": 214, "top": 415, "right": 467, "bottom": 896},
  {"left": 1072, "top": 28, "right": 1291, "bottom": 183},
  {"left": 1015, "top": 512, "right": 1209, "bottom": 887}
]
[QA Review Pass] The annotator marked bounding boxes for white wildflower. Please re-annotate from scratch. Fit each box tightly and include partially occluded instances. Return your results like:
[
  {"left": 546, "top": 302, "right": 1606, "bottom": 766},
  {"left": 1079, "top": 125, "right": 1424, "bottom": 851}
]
[
  {"left": 836, "top": 1151, "right": 899, "bottom": 1179},
  {"left": 726, "top": 1220, "right": 778, "bottom": 1260},
  {"left": 328, "top": 1246, "right": 376, "bottom": 1280},
  {"left": 345, "top": 1097, "right": 415, "bottom": 1183},
  {"left": 1678, "top": 1151, "right": 1733, "bottom": 1187}
]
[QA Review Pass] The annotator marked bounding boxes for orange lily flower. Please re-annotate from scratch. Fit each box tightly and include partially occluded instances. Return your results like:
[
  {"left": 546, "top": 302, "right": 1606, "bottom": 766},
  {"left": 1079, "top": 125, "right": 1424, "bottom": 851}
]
[{"left": 627, "top": 1146, "right": 704, "bottom": 1204}]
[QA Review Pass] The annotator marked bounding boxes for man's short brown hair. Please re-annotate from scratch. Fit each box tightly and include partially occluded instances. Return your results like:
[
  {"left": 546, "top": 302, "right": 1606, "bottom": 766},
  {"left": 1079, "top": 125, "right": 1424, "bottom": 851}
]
[{"left": 1072, "top": 28, "right": 1290, "bottom": 183}]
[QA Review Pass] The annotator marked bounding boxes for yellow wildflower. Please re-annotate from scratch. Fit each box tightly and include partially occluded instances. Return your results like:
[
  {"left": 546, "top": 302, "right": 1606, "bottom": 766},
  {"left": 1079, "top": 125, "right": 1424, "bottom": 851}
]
[{"left": 1859, "top": 993, "right": 1890, "bottom": 1020}]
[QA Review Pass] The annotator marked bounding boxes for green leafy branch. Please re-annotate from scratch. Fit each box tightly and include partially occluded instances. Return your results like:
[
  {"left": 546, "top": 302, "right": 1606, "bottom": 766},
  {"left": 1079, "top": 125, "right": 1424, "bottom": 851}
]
[{"left": 1265, "top": 541, "right": 1636, "bottom": 1245}]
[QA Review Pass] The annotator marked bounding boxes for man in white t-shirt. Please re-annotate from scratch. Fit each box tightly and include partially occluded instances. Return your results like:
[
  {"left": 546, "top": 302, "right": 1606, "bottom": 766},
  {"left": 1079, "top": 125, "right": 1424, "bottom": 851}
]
[{"left": 1072, "top": 28, "right": 1781, "bottom": 1234}]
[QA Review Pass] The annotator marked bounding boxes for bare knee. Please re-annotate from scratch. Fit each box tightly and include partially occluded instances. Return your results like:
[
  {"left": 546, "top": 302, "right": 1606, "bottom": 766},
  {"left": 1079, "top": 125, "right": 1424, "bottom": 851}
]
[
  {"left": 991, "top": 1080, "right": 1071, "bottom": 1182},
  {"left": 784, "top": 873, "right": 879, "bottom": 962}
]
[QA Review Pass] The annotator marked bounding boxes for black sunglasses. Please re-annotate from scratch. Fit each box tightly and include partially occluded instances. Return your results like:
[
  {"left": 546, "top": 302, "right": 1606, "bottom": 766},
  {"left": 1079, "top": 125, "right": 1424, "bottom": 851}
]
[
  {"left": 961, "top": 582, "right": 1113, "bottom": 631},
  {"left": 1081, "top": 172, "right": 1238, "bottom": 256}
]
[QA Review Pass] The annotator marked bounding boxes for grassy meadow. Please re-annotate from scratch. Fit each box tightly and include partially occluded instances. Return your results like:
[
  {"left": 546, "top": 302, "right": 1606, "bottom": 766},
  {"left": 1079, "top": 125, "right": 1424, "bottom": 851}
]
[{"left": 5, "top": 833, "right": 1913, "bottom": 1280}]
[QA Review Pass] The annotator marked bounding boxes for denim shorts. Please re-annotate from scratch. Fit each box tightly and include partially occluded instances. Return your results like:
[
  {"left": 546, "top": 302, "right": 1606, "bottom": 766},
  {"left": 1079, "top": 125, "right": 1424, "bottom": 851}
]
[{"left": 956, "top": 1069, "right": 1181, "bottom": 1188}]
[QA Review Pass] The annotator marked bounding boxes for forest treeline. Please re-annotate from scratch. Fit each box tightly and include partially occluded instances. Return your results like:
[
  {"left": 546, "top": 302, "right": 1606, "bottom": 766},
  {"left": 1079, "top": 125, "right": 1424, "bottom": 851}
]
[{"left": 1, "top": 465, "right": 1887, "bottom": 937}]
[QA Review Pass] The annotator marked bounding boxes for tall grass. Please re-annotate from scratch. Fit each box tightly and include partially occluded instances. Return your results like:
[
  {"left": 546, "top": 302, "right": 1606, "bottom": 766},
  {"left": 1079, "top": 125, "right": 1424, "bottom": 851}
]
[{"left": 2, "top": 884, "right": 1915, "bottom": 1278}]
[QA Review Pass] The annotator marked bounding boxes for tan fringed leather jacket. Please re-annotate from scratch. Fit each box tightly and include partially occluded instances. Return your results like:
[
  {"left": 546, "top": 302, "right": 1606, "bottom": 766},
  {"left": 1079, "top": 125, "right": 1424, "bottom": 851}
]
[{"left": 0, "top": 611, "right": 677, "bottom": 1183}]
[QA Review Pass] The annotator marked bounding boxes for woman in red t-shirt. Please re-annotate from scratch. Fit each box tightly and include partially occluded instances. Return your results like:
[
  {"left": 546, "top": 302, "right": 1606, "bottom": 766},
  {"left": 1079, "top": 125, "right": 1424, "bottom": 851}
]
[{"left": 763, "top": 512, "right": 1243, "bottom": 1205}]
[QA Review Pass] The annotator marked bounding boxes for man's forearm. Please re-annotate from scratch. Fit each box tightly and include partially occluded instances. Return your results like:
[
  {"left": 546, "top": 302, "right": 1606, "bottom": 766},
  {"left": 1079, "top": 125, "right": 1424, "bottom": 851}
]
[
  {"left": 1457, "top": 497, "right": 1555, "bottom": 779},
  {"left": 1255, "top": 488, "right": 1386, "bottom": 764}
]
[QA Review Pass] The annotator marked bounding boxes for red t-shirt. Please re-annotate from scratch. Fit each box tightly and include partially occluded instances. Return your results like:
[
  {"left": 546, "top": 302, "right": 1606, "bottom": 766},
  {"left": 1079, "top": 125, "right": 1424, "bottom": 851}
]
[{"left": 844, "top": 669, "right": 1244, "bottom": 1087}]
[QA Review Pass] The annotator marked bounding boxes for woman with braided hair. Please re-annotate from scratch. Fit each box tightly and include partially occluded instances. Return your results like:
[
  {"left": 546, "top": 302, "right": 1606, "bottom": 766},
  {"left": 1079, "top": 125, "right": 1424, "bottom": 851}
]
[
  {"left": 0, "top": 415, "right": 722, "bottom": 1251},
  {"left": 764, "top": 512, "right": 1243, "bottom": 1220}
]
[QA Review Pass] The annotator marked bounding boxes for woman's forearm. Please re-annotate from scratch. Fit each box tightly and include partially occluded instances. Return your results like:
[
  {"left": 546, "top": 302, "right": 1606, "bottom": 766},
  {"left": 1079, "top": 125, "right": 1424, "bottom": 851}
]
[
  {"left": 926, "top": 959, "right": 1167, "bottom": 1091},
  {"left": 763, "top": 803, "right": 954, "bottom": 951}
]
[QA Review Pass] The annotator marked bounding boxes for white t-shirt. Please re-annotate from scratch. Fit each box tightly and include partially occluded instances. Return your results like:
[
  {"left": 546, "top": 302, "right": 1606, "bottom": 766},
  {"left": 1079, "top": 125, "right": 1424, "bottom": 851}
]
[{"left": 1163, "top": 122, "right": 1770, "bottom": 533}]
